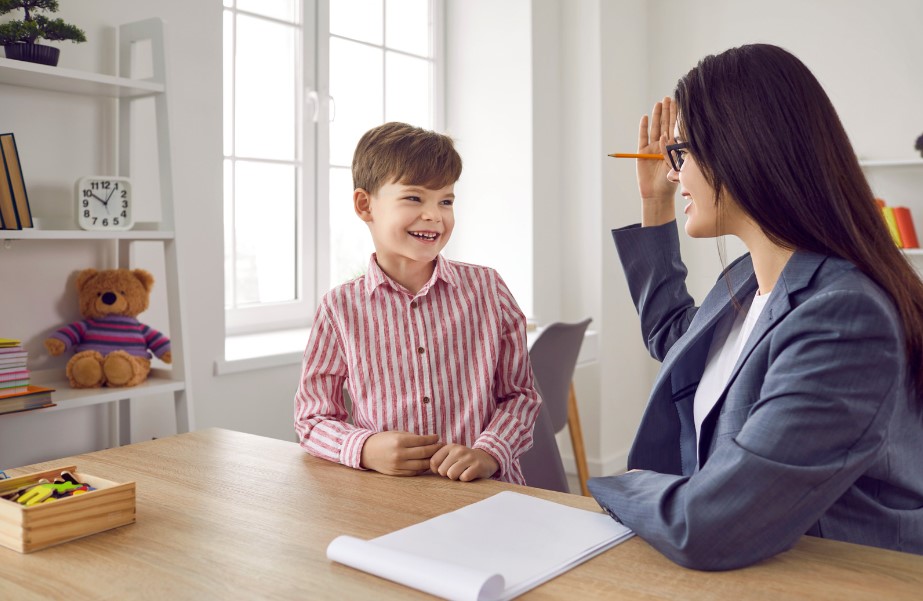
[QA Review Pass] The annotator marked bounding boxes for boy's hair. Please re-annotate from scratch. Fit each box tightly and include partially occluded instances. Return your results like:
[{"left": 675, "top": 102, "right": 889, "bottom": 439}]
[{"left": 352, "top": 122, "right": 462, "bottom": 195}]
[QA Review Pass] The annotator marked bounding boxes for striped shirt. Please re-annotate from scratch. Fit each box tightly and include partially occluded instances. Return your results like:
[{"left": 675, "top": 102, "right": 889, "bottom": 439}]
[
  {"left": 50, "top": 315, "right": 171, "bottom": 360},
  {"left": 294, "top": 254, "right": 541, "bottom": 484}
]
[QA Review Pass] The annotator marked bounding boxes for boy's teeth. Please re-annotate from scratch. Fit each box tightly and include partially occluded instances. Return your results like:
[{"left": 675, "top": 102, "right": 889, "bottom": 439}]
[{"left": 410, "top": 232, "right": 437, "bottom": 240}]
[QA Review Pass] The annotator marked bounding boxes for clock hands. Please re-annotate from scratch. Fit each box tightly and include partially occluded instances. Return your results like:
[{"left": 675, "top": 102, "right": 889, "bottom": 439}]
[{"left": 88, "top": 186, "right": 117, "bottom": 213}]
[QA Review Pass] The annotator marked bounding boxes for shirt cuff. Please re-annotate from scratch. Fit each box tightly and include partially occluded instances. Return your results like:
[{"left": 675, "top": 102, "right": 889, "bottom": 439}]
[
  {"left": 473, "top": 433, "right": 513, "bottom": 480},
  {"left": 340, "top": 428, "right": 375, "bottom": 470}
]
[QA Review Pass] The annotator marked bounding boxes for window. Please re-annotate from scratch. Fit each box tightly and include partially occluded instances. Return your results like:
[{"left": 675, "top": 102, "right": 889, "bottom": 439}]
[{"left": 224, "top": 0, "right": 441, "bottom": 335}]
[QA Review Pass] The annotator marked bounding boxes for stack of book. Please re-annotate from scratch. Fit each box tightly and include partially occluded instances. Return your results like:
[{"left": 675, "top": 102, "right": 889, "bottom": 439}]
[
  {"left": 876, "top": 198, "right": 920, "bottom": 249},
  {"left": 0, "top": 339, "right": 55, "bottom": 415},
  {"left": 0, "top": 132, "right": 33, "bottom": 230}
]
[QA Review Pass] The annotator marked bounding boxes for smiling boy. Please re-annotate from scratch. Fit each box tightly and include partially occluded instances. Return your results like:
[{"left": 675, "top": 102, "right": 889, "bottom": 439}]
[{"left": 294, "top": 122, "right": 541, "bottom": 484}]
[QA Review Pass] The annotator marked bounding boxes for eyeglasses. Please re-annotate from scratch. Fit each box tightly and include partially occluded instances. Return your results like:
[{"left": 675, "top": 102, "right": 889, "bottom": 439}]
[{"left": 666, "top": 142, "right": 690, "bottom": 172}]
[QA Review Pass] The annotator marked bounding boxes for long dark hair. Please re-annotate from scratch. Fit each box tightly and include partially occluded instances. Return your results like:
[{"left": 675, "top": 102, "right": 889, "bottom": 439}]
[{"left": 674, "top": 43, "right": 923, "bottom": 396}]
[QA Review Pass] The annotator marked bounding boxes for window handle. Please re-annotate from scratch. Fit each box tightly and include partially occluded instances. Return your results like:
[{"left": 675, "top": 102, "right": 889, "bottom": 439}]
[{"left": 305, "top": 89, "right": 319, "bottom": 123}]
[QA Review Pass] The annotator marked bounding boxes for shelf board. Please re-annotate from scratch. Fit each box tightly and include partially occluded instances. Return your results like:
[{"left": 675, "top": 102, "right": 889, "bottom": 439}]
[
  {"left": 0, "top": 57, "right": 163, "bottom": 98},
  {"left": 859, "top": 158, "right": 923, "bottom": 168},
  {"left": 903, "top": 248, "right": 923, "bottom": 256},
  {"left": 0, "top": 228, "right": 174, "bottom": 241},
  {"left": 14, "top": 370, "right": 185, "bottom": 417}
]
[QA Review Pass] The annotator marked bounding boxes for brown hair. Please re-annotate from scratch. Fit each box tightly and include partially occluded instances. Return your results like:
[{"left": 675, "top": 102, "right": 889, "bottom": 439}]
[
  {"left": 351, "top": 122, "right": 462, "bottom": 195},
  {"left": 675, "top": 43, "right": 923, "bottom": 395}
]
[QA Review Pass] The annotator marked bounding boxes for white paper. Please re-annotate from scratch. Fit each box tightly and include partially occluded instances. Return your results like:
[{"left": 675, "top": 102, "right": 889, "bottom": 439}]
[{"left": 326, "top": 491, "right": 633, "bottom": 601}]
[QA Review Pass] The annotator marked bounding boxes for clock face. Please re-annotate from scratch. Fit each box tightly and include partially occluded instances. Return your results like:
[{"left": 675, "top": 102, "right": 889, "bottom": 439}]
[{"left": 76, "top": 176, "right": 133, "bottom": 231}]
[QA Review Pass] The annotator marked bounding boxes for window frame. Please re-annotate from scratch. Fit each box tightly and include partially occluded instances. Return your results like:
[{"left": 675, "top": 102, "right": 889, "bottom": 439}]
[{"left": 223, "top": 0, "right": 444, "bottom": 337}]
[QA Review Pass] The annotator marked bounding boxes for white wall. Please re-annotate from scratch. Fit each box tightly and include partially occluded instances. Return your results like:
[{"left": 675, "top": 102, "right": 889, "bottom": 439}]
[{"left": 443, "top": 0, "right": 534, "bottom": 318}]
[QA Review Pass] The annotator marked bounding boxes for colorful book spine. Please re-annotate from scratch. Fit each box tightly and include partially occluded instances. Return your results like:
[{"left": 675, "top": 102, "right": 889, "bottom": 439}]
[
  {"left": 881, "top": 206, "right": 903, "bottom": 247},
  {"left": 893, "top": 207, "right": 919, "bottom": 249}
]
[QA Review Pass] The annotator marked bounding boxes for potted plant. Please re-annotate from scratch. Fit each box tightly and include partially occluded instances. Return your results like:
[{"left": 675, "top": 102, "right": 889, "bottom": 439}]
[{"left": 0, "top": 0, "right": 86, "bottom": 67}]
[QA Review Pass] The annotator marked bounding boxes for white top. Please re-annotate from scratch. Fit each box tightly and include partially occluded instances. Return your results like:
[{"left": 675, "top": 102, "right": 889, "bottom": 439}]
[{"left": 693, "top": 291, "right": 771, "bottom": 464}]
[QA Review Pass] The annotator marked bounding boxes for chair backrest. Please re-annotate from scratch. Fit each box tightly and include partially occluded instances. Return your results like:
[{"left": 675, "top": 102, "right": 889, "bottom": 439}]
[
  {"left": 528, "top": 318, "right": 592, "bottom": 433},
  {"left": 517, "top": 401, "right": 569, "bottom": 493},
  {"left": 518, "top": 318, "right": 592, "bottom": 493}
]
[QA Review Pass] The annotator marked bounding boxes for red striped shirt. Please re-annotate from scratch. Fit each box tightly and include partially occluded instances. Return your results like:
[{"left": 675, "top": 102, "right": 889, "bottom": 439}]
[{"left": 294, "top": 254, "right": 542, "bottom": 484}]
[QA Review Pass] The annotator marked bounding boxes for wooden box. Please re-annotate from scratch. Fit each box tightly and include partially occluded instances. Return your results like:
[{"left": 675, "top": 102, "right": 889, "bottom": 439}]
[{"left": 0, "top": 465, "right": 135, "bottom": 553}]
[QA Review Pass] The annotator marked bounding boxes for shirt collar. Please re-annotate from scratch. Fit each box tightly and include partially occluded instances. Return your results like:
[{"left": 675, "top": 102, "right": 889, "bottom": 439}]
[{"left": 364, "top": 253, "right": 458, "bottom": 297}]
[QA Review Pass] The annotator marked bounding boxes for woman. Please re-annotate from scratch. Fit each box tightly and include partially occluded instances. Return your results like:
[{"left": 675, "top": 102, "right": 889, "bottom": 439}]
[{"left": 588, "top": 44, "right": 923, "bottom": 570}]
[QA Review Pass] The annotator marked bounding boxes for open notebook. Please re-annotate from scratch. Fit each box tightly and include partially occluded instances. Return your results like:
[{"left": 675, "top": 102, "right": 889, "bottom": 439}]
[{"left": 327, "top": 491, "right": 633, "bottom": 601}]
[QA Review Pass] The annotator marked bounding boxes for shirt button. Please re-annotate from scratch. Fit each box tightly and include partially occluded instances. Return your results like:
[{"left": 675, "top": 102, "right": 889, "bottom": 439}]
[
  {"left": 422, "top": 396, "right": 430, "bottom": 404},
  {"left": 417, "top": 347, "right": 424, "bottom": 354},
  {"left": 411, "top": 301, "right": 418, "bottom": 308}
]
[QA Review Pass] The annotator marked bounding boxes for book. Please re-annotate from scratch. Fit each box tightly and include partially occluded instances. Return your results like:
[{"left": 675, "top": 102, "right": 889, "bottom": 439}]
[
  {"left": 0, "top": 369, "right": 29, "bottom": 382},
  {"left": 881, "top": 206, "right": 903, "bottom": 247},
  {"left": 0, "top": 151, "right": 17, "bottom": 229},
  {"left": 0, "top": 380, "right": 29, "bottom": 390},
  {"left": 0, "top": 133, "right": 32, "bottom": 228},
  {"left": 0, "top": 355, "right": 27, "bottom": 368},
  {"left": 893, "top": 207, "right": 920, "bottom": 249},
  {"left": 327, "top": 491, "right": 634, "bottom": 601},
  {"left": 0, "top": 384, "right": 54, "bottom": 415},
  {"left": 0, "top": 339, "right": 21, "bottom": 348}
]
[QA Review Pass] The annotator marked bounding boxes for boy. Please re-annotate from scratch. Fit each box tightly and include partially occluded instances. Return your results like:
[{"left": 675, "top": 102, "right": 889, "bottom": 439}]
[{"left": 294, "top": 122, "right": 541, "bottom": 484}]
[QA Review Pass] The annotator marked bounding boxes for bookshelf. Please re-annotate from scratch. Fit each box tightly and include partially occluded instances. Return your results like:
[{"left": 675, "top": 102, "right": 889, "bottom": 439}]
[
  {"left": 0, "top": 19, "right": 193, "bottom": 445},
  {"left": 859, "top": 158, "right": 923, "bottom": 260}
]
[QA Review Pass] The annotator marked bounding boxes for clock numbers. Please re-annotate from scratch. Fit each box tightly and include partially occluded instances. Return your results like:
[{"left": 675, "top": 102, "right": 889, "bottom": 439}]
[{"left": 76, "top": 176, "right": 134, "bottom": 231}]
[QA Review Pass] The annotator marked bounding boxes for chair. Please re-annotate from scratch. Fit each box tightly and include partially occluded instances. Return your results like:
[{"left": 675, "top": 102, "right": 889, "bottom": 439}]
[
  {"left": 518, "top": 401, "right": 569, "bottom": 493},
  {"left": 521, "top": 318, "right": 592, "bottom": 495}
]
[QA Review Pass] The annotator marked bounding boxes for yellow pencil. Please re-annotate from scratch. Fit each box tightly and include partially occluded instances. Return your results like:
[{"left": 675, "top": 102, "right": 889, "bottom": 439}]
[{"left": 608, "top": 153, "right": 664, "bottom": 159}]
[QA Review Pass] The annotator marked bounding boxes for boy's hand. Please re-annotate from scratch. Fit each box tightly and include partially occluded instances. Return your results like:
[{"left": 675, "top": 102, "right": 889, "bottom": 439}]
[
  {"left": 360, "top": 432, "right": 444, "bottom": 476},
  {"left": 430, "top": 444, "right": 499, "bottom": 482}
]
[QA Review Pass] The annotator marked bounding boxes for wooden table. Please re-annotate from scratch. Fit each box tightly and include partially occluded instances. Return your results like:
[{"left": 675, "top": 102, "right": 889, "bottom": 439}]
[{"left": 1, "top": 428, "right": 921, "bottom": 600}]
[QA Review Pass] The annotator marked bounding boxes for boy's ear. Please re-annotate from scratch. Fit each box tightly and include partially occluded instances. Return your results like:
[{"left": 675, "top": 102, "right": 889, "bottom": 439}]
[{"left": 354, "top": 188, "right": 374, "bottom": 222}]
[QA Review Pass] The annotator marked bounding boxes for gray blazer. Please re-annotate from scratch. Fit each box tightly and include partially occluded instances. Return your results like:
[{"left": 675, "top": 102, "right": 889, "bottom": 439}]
[{"left": 588, "top": 222, "right": 923, "bottom": 570}]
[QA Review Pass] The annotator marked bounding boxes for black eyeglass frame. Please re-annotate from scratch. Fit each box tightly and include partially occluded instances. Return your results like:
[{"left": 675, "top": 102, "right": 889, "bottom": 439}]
[{"left": 666, "top": 142, "right": 690, "bottom": 172}]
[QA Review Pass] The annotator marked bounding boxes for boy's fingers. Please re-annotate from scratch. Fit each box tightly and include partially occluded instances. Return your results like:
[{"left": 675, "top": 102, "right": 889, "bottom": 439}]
[
  {"left": 400, "top": 433, "right": 441, "bottom": 447},
  {"left": 403, "top": 441, "right": 444, "bottom": 460},
  {"left": 429, "top": 445, "right": 450, "bottom": 470},
  {"left": 638, "top": 114, "right": 649, "bottom": 149},
  {"left": 399, "top": 459, "right": 433, "bottom": 472}
]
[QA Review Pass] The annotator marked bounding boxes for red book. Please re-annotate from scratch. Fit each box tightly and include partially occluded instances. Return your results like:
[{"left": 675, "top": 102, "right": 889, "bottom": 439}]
[{"left": 893, "top": 207, "right": 919, "bottom": 249}]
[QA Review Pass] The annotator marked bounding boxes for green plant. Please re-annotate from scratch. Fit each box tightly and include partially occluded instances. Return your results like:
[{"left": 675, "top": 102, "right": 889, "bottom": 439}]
[{"left": 0, "top": 0, "right": 86, "bottom": 46}]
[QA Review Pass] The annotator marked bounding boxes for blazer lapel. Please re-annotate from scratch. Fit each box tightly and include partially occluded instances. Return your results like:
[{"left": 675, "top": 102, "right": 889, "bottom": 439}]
[
  {"left": 649, "top": 255, "right": 758, "bottom": 400},
  {"left": 722, "top": 251, "right": 828, "bottom": 392}
]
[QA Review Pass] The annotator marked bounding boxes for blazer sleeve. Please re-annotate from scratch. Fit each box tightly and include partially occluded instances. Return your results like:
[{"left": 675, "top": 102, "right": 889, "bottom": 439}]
[
  {"left": 588, "top": 287, "right": 906, "bottom": 570},
  {"left": 612, "top": 221, "right": 698, "bottom": 361}
]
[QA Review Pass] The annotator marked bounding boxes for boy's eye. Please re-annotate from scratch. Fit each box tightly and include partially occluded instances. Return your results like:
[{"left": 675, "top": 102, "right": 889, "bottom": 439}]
[
  {"left": 440, "top": 199, "right": 454, "bottom": 206},
  {"left": 404, "top": 196, "right": 421, "bottom": 202}
]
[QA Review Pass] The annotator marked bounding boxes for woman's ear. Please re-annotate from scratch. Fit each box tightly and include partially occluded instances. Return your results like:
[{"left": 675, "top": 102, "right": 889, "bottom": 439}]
[{"left": 354, "top": 188, "right": 373, "bottom": 222}]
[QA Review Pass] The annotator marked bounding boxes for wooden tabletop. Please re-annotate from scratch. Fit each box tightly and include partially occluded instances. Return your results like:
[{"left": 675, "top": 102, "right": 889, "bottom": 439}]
[{"left": 1, "top": 428, "right": 921, "bottom": 600}]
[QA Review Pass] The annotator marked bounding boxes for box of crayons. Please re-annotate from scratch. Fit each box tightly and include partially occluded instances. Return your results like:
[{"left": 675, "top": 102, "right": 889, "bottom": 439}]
[{"left": 0, "top": 465, "right": 135, "bottom": 553}]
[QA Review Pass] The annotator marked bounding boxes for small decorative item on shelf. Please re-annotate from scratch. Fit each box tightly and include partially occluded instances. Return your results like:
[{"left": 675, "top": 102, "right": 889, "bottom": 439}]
[
  {"left": 916, "top": 132, "right": 923, "bottom": 159},
  {"left": 44, "top": 268, "right": 171, "bottom": 389},
  {"left": 75, "top": 176, "right": 133, "bottom": 231},
  {"left": 0, "top": 0, "right": 87, "bottom": 67}
]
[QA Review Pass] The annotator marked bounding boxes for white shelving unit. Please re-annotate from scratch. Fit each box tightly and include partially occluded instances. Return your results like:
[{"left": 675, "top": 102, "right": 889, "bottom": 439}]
[
  {"left": 859, "top": 158, "right": 923, "bottom": 259},
  {"left": 0, "top": 19, "right": 193, "bottom": 444}
]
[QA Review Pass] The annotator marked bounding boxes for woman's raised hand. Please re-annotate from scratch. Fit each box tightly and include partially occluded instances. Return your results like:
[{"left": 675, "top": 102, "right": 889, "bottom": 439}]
[{"left": 637, "top": 97, "right": 679, "bottom": 226}]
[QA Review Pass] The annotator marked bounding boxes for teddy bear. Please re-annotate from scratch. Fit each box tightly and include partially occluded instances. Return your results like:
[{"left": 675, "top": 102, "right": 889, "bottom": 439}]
[{"left": 44, "top": 268, "right": 172, "bottom": 388}]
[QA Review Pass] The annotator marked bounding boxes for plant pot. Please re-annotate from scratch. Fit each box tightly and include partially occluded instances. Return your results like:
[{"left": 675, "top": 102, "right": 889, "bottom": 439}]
[{"left": 3, "top": 43, "right": 60, "bottom": 66}]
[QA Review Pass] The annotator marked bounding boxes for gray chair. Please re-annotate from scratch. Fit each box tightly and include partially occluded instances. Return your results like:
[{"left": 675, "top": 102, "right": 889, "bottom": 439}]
[
  {"left": 518, "top": 401, "right": 569, "bottom": 493},
  {"left": 520, "top": 318, "right": 592, "bottom": 495}
]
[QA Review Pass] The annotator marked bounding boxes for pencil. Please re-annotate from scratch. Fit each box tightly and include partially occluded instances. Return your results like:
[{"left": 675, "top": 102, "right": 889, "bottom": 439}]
[{"left": 608, "top": 153, "right": 664, "bottom": 159}]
